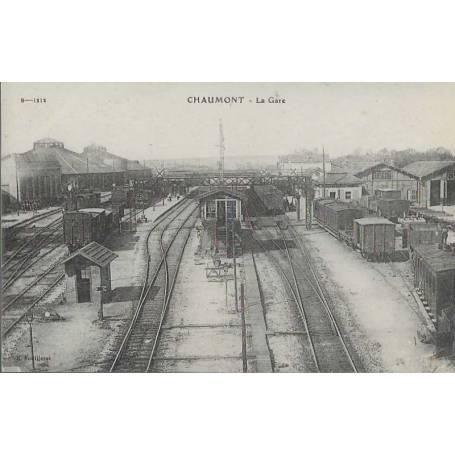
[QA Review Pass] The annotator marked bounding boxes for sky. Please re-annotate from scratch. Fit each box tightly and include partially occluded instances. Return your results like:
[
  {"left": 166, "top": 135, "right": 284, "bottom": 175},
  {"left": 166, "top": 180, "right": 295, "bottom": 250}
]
[{"left": 2, "top": 82, "right": 455, "bottom": 161}]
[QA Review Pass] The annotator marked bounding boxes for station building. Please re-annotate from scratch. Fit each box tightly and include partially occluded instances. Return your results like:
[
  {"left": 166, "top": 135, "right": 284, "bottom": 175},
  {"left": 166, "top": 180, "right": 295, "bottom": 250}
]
[{"left": 314, "top": 172, "right": 363, "bottom": 202}]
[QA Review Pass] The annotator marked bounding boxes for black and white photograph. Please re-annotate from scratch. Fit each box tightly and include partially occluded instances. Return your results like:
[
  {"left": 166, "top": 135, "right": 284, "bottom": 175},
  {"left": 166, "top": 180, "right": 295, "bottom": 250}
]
[{"left": 1, "top": 82, "right": 455, "bottom": 373}]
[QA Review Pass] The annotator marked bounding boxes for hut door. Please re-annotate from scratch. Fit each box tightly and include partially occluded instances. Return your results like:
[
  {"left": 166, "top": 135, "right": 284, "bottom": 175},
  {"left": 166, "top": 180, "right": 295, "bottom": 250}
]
[
  {"left": 430, "top": 180, "right": 440, "bottom": 206},
  {"left": 77, "top": 269, "right": 91, "bottom": 303},
  {"left": 217, "top": 200, "right": 226, "bottom": 223}
]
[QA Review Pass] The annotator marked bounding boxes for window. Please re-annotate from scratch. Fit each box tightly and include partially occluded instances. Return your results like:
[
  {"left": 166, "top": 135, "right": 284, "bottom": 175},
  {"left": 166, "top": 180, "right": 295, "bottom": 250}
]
[
  {"left": 329, "top": 191, "right": 336, "bottom": 199},
  {"left": 81, "top": 268, "right": 90, "bottom": 279},
  {"left": 345, "top": 191, "right": 352, "bottom": 200},
  {"left": 206, "top": 200, "right": 216, "bottom": 218},
  {"left": 373, "top": 170, "right": 392, "bottom": 180},
  {"left": 407, "top": 189, "right": 417, "bottom": 201},
  {"left": 226, "top": 200, "right": 237, "bottom": 219},
  {"left": 447, "top": 170, "right": 455, "bottom": 180}
]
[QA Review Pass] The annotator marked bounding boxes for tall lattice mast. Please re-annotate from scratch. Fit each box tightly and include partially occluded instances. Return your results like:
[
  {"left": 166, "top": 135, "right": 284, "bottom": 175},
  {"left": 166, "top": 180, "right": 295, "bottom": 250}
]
[{"left": 218, "top": 118, "right": 225, "bottom": 183}]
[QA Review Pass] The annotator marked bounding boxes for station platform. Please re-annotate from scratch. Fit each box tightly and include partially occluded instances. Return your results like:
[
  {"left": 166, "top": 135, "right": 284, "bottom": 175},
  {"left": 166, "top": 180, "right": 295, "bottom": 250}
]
[{"left": 121, "top": 197, "right": 186, "bottom": 228}]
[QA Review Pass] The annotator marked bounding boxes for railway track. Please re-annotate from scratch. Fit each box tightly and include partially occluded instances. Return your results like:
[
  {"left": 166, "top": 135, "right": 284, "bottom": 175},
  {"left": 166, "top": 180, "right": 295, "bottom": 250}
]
[
  {"left": 252, "top": 223, "right": 359, "bottom": 372},
  {"left": 2, "top": 218, "right": 64, "bottom": 290},
  {"left": 110, "top": 199, "right": 198, "bottom": 372}
]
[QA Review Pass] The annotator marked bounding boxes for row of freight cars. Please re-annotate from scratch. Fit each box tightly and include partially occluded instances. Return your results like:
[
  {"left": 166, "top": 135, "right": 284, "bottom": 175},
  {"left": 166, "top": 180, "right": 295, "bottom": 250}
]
[
  {"left": 314, "top": 198, "right": 446, "bottom": 260},
  {"left": 62, "top": 188, "right": 166, "bottom": 252},
  {"left": 359, "top": 188, "right": 410, "bottom": 222},
  {"left": 315, "top": 198, "right": 455, "bottom": 347},
  {"left": 314, "top": 199, "right": 398, "bottom": 261}
]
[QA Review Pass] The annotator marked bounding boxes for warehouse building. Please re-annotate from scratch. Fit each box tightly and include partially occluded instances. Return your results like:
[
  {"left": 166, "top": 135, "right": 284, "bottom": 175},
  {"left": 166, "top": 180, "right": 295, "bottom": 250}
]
[
  {"left": 334, "top": 162, "right": 419, "bottom": 202},
  {"left": 1, "top": 138, "right": 151, "bottom": 213},
  {"left": 400, "top": 161, "right": 455, "bottom": 207}
]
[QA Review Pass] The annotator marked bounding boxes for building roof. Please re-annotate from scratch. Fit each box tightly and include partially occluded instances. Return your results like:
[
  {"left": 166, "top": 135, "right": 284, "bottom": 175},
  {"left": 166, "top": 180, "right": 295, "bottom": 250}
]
[
  {"left": 63, "top": 241, "right": 118, "bottom": 267},
  {"left": 414, "top": 245, "right": 455, "bottom": 273},
  {"left": 78, "top": 208, "right": 106, "bottom": 214},
  {"left": 331, "top": 161, "right": 382, "bottom": 176},
  {"left": 400, "top": 161, "right": 455, "bottom": 179},
  {"left": 197, "top": 188, "right": 248, "bottom": 202},
  {"left": 355, "top": 217, "right": 395, "bottom": 225},
  {"left": 316, "top": 172, "right": 362, "bottom": 186}
]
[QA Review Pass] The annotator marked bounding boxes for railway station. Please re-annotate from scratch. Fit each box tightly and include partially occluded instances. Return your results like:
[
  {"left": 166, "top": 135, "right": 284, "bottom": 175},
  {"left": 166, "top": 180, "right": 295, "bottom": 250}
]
[{"left": 2, "top": 136, "right": 455, "bottom": 373}]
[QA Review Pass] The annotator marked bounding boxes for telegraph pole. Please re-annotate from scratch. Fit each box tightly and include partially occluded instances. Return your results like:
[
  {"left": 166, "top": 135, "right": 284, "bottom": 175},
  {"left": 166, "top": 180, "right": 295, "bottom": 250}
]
[
  {"left": 232, "top": 220, "right": 238, "bottom": 312},
  {"left": 14, "top": 153, "right": 20, "bottom": 216}
]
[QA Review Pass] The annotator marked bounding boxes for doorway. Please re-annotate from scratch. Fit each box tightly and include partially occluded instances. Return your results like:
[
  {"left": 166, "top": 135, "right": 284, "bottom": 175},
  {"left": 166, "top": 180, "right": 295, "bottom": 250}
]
[{"left": 77, "top": 269, "right": 91, "bottom": 302}]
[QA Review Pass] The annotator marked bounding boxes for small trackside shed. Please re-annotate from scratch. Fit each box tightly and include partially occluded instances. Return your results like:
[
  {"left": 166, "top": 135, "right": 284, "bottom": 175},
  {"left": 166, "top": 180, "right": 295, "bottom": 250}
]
[
  {"left": 413, "top": 245, "right": 455, "bottom": 326},
  {"left": 63, "top": 241, "right": 118, "bottom": 305},
  {"left": 353, "top": 217, "right": 396, "bottom": 260}
]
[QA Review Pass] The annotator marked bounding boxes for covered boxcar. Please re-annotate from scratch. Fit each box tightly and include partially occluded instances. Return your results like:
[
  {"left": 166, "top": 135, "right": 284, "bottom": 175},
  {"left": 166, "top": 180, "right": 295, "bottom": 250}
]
[
  {"left": 413, "top": 245, "right": 455, "bottom": 327},
  {"left": 248, "top": 185, "right": 285, "bottom": 216},
  {"left": 376, "top": 198, "right": 410, "bottom": 221},
  {"left": 375, "top": 188, "right": 401, "bottom": 200},
  {"left": 353, "top": 217, "right": 396, "bottom": 260},
  {"left": 404, "top": 222, "right": 441, "bottom": 250},
  {"left": 314, "top": 199, "right": 364, "bottom": 235},
  {"left": 64, "top": 192, "right": 101, "bottom": 211},
  {"left": 63, "top": 208, "right": 112, "bottom": 252}
]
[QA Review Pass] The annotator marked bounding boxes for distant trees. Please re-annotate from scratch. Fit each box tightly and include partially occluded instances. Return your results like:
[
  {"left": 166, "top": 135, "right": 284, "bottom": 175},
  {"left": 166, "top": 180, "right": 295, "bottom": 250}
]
[{"left": 332, "top": 147, "right": 454, "bottom": 169}]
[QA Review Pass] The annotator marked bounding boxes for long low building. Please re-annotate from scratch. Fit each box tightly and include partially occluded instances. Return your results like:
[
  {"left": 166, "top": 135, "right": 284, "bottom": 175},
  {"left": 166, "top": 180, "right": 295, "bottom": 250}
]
[{"left": 1, "top": 138, "right": 150, "bottom": 213}]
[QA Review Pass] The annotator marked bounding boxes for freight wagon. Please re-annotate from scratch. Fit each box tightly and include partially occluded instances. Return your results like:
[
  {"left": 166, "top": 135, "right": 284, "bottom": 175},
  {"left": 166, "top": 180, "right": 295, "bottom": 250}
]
[
  {"left": 413, "top": 245, "right": 455, "bottom": 328},
  {"left": 403, "top": 222, "right": 441, "bottom": 250},
  {"left": 376, "top": 198, "right": 410, "bottom": 221},
  {"left": 64, "top": 192, "right": 102, "bottom": 211},
  {"left": 352, "top": 217, "right": 396, "bottom": 261},
  {"left": 248, "top": 185, "right": 285, "bottom": 216},
  {"left": 374, "top": 188, "right": 401, "bottom": 200},
  {"left": 360, "top": 192, "right": 410, "bottom": 221},
  {"left": 314, "top": 199, "right": 364, "bottom": 240},
  {"left": 63, "top": 208, "right": 115, "bottom": 252}
]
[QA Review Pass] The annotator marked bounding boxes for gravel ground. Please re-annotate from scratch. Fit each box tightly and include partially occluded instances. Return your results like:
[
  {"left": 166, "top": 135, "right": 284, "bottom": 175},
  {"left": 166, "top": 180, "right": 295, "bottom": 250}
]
[
  {"left": 151, "top": 227, "right": 249, "bottom": 372},
  {"left": 293, "top": 225, "right": 455, "bottom": 372},
  {"left": 251, "top": 231, "right": 313, "bottom": 372},
  {"left": 2, "top": 198, "right": 182, "bottom": 373}
]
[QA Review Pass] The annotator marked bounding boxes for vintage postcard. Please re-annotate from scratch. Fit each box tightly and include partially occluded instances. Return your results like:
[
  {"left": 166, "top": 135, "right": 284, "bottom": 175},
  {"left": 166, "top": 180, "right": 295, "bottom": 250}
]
[{"left": 1, "top": 82, "right": 455, "bottom": 373}]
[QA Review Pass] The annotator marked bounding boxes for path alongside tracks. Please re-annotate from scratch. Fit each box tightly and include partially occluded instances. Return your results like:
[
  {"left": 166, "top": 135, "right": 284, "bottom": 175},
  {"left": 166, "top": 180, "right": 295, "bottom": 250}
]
[
  {"left": 251, "top": 223, "right": 360, "bottom": 372},
  {"left": 110, "top": 199, "right": 199, "bottom": 372}
]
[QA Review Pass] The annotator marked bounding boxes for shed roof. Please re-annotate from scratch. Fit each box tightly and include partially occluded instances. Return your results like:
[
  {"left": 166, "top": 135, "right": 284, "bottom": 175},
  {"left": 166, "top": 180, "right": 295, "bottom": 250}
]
[
  {"left": 355, "top": 217, "right": 395, "bottom": 225},
  {"left": 401, "top": 161, "right": 455, "bottom": 179},
  {"left": 197, "top": 188, "right": 248, "bottom": 202},
  {"left": 414, "top": 245, "right": 455, "bottom": 272},
  {"left": 316, "top": 172, "right": 362, "bottom": 186},
  {"left": 63, "top": 242, "right": 118, "bottom": 267}
]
